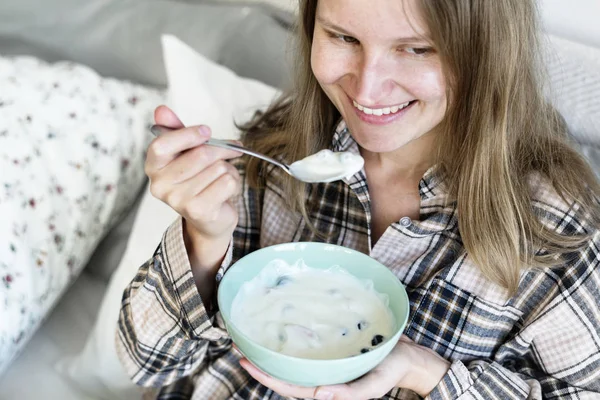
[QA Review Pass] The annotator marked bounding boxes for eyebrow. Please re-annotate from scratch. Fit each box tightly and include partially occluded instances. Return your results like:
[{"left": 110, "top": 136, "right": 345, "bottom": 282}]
[{"left": 315, "top": 16, "right": 430, "bottom": 43}]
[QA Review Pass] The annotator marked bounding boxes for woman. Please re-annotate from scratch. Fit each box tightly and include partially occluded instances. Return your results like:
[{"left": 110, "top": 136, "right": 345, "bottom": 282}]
[{"left": 116, "top": 0, "right": 600, "bottom": 398}]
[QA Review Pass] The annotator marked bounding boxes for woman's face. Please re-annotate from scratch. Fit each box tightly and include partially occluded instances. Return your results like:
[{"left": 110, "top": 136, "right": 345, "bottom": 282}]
[{"left": 311, "top": 0, "right": 447, "bottom": 154}]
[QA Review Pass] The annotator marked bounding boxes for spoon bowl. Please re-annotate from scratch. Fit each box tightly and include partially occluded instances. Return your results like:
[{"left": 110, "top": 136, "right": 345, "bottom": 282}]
[{"left": 150, "top": 124, "right": 364, "bottom": 183}]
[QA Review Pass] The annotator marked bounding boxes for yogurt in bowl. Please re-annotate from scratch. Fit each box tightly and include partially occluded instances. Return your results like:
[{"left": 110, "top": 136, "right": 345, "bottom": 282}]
[
  {"left": 217, "top": 242, "right": 410, "bottom": 387},
  {"left": 230, "top": 259, "right": 396, "bottom": 359}
]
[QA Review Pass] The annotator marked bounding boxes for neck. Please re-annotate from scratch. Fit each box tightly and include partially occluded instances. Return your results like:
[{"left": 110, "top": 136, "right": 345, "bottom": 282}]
[{"left": 360, "top": 132, "right": 436, "bottom": 181}]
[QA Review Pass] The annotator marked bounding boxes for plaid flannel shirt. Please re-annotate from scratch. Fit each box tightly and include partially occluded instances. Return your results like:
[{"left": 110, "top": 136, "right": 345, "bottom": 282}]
[{"left": 116, "top": 121, "right": 600, "bottom": 399}]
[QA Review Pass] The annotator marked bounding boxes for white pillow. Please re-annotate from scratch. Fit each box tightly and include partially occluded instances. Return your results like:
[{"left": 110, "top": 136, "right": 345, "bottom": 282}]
[
  {"left": 56, "top": 35, "right": 280, "bottom": 400},
  {"left": 163, "top": 34, "right": 279, "bottom": 138},
  {"left": 218, "top": 0, "right": 298, "bottom": 14},
  {"left": 0, "top": 55, "right": 164, "bottom": 375},
  {"left": 543, "top": 35, "right": 600, "bottom": 144},
  {"left": 540, "top": 0, "right": 600, "bottom": 48}
]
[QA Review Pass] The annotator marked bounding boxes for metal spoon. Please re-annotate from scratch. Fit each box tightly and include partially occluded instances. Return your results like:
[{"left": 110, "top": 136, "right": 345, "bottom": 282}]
[
  {"left": 150, "top": 124, "right": 293, "bottom": 176},
  {"left": 150, "top": 124, "right": 364, "bottom": 183}
]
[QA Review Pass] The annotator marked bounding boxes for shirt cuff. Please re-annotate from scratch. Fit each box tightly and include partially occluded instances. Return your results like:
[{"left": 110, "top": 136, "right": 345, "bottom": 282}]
[
  {"left": 425, "top": 360, "right": 473, "bottom": 400},
  {"left": 164, "top": 217, "right": 232, "bottom": 341}
]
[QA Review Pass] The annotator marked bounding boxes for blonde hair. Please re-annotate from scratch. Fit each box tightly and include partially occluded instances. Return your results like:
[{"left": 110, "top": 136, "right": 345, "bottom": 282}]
[{"left": 240, "top": 0, "right": 600, "bottom": 293}]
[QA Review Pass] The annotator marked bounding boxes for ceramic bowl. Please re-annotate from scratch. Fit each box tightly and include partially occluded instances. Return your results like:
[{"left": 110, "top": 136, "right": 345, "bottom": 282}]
[{"left": 217, "top": 242, "right": 410, "bottom": 387}]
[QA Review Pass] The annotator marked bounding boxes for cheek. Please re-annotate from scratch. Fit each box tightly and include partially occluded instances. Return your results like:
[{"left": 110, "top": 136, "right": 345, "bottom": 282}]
[
  {"left": 410, "top": 68, "right": 447, "bottom": 103},
  {"left": 311, "top": 41, "right": 348, "bottom": 86}
]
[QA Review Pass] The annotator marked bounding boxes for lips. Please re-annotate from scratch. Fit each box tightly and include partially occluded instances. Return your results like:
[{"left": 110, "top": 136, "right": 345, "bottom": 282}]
[
  {"left": 349, "top": 96, "right": 417, "bottom": 125},
  {"left": 352, "top": 99, "right": 414, "bottom": 116}
]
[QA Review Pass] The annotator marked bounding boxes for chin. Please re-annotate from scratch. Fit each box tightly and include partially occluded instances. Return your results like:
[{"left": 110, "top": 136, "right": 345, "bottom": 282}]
[
  {"left": 350, "top": 136, "right": 399, "bottom": 154},
  {"left": 346, "top": 126, "right": 406, "bottom": 153}
]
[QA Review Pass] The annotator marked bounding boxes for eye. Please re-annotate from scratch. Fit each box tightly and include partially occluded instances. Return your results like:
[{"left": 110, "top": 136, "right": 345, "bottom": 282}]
[
  {"left": 340, "top": 35, "right": 359, "bottom": 44},
  {"left": 329, "top": 32, "right": 359, "bottom": 45},
  {"left": 404, "top": 47, "right": 432, "bottom": 56}
]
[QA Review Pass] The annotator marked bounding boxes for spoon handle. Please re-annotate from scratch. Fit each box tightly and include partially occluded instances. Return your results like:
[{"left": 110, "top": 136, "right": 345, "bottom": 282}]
[{"left": 150, "top": 125, "right": 291, "bottom": 174}]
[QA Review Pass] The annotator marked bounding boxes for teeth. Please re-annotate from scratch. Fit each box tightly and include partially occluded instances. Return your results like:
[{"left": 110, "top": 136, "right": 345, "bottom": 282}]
[{"left": 353, "top": 100, "right": 412, "bottom": 116}]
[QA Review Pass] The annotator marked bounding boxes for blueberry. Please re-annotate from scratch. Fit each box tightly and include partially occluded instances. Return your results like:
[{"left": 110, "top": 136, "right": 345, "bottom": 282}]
[
  {"left": 341, "top": 328, "right": 348, "bottom": 336},
  {"left": 357, "top": 320, "right": 369, "bottom": 330},
  {"left": 371, "top": 334, "right": 384, "bottom": 346},
  {"left": 281, "top": 304, "right": 294, "bottom": 314},
  {"left": 360, "top": 348, "right": 370, "bottom": 354},
  {"left": 275, "top": 275, "right": 293, "bottom": 287}
]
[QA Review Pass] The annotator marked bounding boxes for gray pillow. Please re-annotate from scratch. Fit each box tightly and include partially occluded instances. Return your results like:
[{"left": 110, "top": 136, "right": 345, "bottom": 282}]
[
  {"left": 0, "top": 0, "right": 294, "bottom": 282},
  {"left": 0, "top": 0, "right": 292, "bottom": 89}
]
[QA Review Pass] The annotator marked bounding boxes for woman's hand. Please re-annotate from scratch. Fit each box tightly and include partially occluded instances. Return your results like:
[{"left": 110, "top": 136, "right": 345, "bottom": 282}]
[
  {"left": 238, "top": 336, "right": 451, "bottom": 400},
  {"left": 146, "top": 105, "right": 243, "bottom": 294},
  {"left": 147, "top": 106, "right": 242, "bottom": 241}
]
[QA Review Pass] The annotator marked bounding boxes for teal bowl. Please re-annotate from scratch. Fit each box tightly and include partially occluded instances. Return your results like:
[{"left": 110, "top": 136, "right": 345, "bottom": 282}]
[{"left": 217, "top": 242, "right": 410, "bottom": 387}]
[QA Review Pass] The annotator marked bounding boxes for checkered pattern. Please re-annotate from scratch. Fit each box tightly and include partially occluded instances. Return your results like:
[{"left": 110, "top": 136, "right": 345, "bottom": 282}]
[{"left": 116, "top": 121, "right": 600, "bottom": 399}]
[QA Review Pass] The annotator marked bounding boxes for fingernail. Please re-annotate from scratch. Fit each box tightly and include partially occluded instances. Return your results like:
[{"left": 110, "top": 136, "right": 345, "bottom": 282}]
[
  {"left": 197, "top": 126, "right": 211, "bottom": 137},
  {"left": 315, "top": 390, "right": 334, "bottom": 400}
]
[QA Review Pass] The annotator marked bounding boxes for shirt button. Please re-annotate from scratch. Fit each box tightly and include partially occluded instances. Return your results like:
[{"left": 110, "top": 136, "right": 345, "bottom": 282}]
[{"left": 399, "top": 216, "right": 412, "bottom": 227}]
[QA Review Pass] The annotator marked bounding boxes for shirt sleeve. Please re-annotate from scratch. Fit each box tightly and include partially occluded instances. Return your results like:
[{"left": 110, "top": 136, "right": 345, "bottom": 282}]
[
  {"left": 115, "top": 158, "right": 264, "bottom": 389},
  {"left": 115, "top": 217, "right": 231, "bottom": 388},
  {"left": 426, "top": 231, "right": 600, "bottom": 400}
]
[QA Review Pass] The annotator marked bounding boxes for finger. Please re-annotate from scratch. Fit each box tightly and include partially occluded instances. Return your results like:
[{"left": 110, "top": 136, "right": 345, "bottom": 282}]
[
  {"left": 239, "top": 359, "right": 320, "bottom": 398},
  {"left": 159, "top": 161, "right": 237, "bottom": 212},
  {"left": 399, "top": 334, "right": 414, "bottom": 343},
  {"left": 339, "top": 369, "right": 397, "bottom": 399},
  {"left": 154, "top": 105, "right": 184, "bottom": 129},
  {"left": 344, "top": 373, "right": 381, "bottom": 399},
  {"left": 231, "top": 344, "right": 246, "bottom": 359},
  {"left": 186, "top": 171, "right": 241, "bottom": 221},
  {"left": 181, "top": 161, "right": 240, "bottom": 206},
  {"left": 159, "top": 144, "right": 241, "bottom": 184},
  {"left": 146, "top": 126, "right": 210, "bottom": 173}
]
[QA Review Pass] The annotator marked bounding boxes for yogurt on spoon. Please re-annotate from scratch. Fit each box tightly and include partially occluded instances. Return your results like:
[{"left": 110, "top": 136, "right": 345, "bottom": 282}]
[{"left": 288, "top": 149, "right": 364, "bottom": 183}]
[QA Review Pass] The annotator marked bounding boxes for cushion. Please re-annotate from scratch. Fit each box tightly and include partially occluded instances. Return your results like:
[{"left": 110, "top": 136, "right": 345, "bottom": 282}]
[
  {"left": 0, "top": 0, "right": 292, "bottom": 286},
  {"left": 543, "top": 35, "right": 600, "bottom": 146},
  {"left": 56, "top": 35, "right": 281, "bottom": 400},
  {"left": 0, "top": 0, "right": 292, "bottom": 89},
  {"left": 83, "top": 185, "right": 146, "bottom": 283},
  {"left": 0, "top": 271, "right": 108, "bottom": 399},
  {"left": 163, "top": 35, "right": 280, "bottom": 137},
  {"left": 0, "top": 54, "right": 165, "bottom": 375},
  {"left": 542, "top": 35, "right": 600, "bottom": 179},
  {"left": 540, "top": 0, "right": 600, "bottom": 48}
]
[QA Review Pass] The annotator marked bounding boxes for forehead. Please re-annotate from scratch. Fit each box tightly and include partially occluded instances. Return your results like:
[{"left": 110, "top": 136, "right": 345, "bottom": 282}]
[{"left": 315, "top": 0, "right": 430, "bottom": 40}]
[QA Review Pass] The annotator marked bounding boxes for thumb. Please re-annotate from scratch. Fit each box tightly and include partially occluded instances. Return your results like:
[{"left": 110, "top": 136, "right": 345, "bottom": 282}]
[
  {"left": 154, "top": 105, "right": 184, "bottom": 129},
  {"left": 314, "top": 388, "right": 335, "bottom": 400}
]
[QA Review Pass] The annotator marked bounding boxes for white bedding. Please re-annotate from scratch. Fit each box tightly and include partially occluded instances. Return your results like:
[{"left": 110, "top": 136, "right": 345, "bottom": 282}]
[{"left": 0, "top": 272, "right": 107, "bottom": 400}]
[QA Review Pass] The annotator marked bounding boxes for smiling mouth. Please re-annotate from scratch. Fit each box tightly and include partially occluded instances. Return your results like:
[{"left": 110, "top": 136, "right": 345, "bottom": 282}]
[{"left": 352, "top": 99, "right": 416, "bottom": 116}]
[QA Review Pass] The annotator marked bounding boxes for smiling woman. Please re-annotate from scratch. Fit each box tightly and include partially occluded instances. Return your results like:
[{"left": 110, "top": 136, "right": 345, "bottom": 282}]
[
  {"left": 115, "top": 0, "right": 600, "bottom": 399},
  {"left": 310, "top": 0, "right": 447, "bottom": 154}
]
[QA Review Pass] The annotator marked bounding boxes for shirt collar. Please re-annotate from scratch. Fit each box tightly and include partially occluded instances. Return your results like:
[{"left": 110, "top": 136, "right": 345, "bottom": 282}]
[{"left": 331, "top": 120, "right": 444, "bottom": 200}]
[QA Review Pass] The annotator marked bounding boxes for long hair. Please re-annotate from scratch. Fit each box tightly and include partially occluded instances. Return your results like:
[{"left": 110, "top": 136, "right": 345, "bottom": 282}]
[
  {"left": 241, "top": 0, "right": 337, "bottom": 226},
  {"left": 239, "top": 0, "right": 600, "bottom": 293}
]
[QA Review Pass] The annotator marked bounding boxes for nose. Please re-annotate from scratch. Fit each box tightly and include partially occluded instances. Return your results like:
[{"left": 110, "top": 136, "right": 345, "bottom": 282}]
[{"left": 352, "top": 50, "right": 395, "bottom": 105}]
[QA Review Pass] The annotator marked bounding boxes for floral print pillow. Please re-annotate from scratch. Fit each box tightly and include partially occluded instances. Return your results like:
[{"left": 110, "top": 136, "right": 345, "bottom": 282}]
[{"left": 0, "top": 55, "right": 165, "bottom": 374}]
